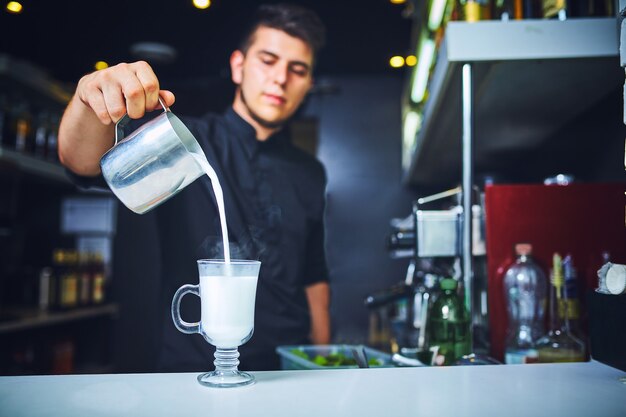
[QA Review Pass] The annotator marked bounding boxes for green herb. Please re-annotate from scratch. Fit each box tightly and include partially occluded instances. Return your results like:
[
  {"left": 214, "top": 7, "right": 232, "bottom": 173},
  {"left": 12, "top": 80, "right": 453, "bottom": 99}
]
[
  {"left": 290, "top": 348, "right": 368, "bottom": 367},
  {"left": 289, "top": 348, "right": 309, "bottom": 360}
]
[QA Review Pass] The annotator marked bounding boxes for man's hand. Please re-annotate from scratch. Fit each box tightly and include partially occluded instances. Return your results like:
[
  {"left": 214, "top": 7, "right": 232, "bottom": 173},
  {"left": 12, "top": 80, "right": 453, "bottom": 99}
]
[
  {"left": 305, "top": 281, "right": 331, "bottom": 344},
  {"left": 58, "top": 61, "right": 176, "bottom": 176},
  {"left": 75, "top": 61, "right": 175, "bottom": 125}
]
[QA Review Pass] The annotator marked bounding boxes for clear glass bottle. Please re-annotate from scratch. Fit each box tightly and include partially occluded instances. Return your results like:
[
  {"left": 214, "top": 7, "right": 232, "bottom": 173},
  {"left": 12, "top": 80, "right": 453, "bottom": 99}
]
[
  {"left": 503, "top": 243, "right": 547, "bottom": 364},
  {"left": 536, "top": 253, "right": 586, "bottom": 363},
  {"left": 428, "top": 278, "right": 471, "bottom": 366}
]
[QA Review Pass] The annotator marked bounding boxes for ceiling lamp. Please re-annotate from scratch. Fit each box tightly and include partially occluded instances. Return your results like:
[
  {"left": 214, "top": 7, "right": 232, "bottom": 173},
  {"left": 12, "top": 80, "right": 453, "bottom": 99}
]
[
  {"left": 405, "top": 55, "right": 417, "bottom": 67},
  {"left": 390, "top": 56, "right": 405, "bottom": 68},
  {"left": 193, "top": 0, "right": 211, "bottom": 9},
  {"left": 130, "top": 42, "right": 178, "bottom": 64},
  {"left": 95, "top": 61, "right": 109, "bottom": 71},
  {"left": 6, "top": 1, "right": 23, "bottom": 14}
]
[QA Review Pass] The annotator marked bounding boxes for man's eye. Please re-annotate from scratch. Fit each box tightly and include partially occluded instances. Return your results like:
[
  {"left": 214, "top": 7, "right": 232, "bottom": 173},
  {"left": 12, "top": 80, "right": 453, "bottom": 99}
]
[{"left": 290, "top": 67, "right": 308, "bottom": 76}]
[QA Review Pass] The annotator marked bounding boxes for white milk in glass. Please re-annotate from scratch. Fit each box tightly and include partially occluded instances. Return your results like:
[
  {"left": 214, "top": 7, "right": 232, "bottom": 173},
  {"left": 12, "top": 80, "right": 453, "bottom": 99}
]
[{"left": 200, "top": 274, "right": 258, "bottom": 347}]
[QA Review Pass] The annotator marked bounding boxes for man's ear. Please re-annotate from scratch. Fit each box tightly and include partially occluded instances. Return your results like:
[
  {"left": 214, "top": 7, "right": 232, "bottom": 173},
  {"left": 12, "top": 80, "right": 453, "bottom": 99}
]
[{"left": 230, "top": 50, "right": 244, "bottom": 85}]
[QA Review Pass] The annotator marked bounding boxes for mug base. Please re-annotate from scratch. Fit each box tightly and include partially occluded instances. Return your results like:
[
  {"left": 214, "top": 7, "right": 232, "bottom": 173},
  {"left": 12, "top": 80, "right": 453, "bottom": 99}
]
[{"left": 197, "top": 370, "right": 255, "bottom": 388}]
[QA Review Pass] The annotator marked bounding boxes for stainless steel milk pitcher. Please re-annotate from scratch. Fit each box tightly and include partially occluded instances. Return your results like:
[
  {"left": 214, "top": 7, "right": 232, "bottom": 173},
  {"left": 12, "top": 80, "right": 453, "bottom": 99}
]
[{"left": 100, "top": 98, "right": 207, "bottom": 214}]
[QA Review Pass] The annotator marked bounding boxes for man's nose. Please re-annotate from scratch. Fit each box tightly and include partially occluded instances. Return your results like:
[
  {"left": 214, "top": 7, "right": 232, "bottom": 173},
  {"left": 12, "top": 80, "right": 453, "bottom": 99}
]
[{"left": 271, "top": 62, "right": 288, "bottom": 86}]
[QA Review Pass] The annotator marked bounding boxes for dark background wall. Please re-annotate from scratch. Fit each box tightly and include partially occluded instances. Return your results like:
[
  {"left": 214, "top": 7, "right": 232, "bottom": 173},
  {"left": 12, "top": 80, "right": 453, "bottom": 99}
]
[{"left": 303, "top": 76, "right": 417, "bottom": 343}]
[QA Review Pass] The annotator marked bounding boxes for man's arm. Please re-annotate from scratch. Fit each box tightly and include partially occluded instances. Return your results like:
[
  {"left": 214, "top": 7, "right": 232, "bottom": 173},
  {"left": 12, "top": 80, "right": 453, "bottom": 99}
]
[
  {"left": 57, "top": 61, "right": 175, "bottom": 176},
  {"left": 305, "top": 281, "right": 331, "bottom": 344}
]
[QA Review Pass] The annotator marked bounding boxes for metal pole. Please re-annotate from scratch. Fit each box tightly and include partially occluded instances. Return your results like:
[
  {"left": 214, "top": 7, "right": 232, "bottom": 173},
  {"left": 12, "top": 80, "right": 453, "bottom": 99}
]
[{"left": 461, "top": 63, "right": 474, "bottom": 348}]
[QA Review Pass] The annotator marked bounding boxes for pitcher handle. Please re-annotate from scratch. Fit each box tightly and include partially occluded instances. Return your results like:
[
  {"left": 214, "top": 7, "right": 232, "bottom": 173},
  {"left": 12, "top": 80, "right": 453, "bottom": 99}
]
[
  {"left": 114, "top": 96, "right": 170, "bottom": 145},
  {"left": 171, "top": 283, "right": 200, "bottom": 334}
]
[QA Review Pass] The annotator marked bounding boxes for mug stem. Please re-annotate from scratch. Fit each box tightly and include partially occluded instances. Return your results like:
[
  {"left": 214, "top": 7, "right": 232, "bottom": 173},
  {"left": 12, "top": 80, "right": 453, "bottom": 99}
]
[
  {"left": 214, "top": 347, "right": 240, "bottom": 372},
  {"left": 196, "top": 346, "right": 255, "bottom": 388}
]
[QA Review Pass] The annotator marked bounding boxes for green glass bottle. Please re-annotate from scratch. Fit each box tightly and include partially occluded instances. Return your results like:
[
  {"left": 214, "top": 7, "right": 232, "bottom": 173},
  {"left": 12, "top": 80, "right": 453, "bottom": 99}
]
[{"left": 428, "top": 278, "right": 471, "bottom": 366}]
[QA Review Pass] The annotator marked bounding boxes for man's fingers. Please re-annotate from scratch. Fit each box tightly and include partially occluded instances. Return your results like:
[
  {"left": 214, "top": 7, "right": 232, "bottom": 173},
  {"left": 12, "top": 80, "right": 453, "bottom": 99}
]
[
  {"left": 76, "top": 61, "right": 170, "bottom": 123},
  {"left": 87, "top": 91, "right": 113, "bottom": 125},
  {"left": 133, "top": 61, "right": 161, "bottom": 112},
  {"left": 157, "top": 90, "right": 176, "bottom": 110},
  {"left": 100, "top": 83, "right": 128, "bottom": 124}
]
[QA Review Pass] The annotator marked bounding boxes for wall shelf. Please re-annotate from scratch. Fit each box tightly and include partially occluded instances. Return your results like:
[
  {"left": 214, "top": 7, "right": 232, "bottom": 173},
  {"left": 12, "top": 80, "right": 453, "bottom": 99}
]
[
  {"left": 404, "top": 17, "right": 621, "bottom": 187},
  {"left": 0, "top": 146, "right": 71, "bottom": 184},
  {"left": 0, "top": 53, "right": 72, "bottom": 109},
  {"left": 0, "top": 304, "right": 119, "bottom": 334}
]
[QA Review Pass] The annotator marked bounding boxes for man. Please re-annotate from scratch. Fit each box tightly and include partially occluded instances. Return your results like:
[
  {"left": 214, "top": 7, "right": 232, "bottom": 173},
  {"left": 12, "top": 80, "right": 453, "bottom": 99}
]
[{"left": 58, "top": 3, "right": 330, "bottom": 371}]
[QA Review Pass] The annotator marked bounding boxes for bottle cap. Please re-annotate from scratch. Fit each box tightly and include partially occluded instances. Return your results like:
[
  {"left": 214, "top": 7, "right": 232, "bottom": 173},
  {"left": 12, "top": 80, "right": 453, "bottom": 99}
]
[
  {"left": 606, "top": 264, "right": 626, "bottom": 295},
  {"left": 514, "top": 243, "right": 532, "bottom": 256},
  {"left": 440, "top": 278, "right": 458, "bottom": 291}
]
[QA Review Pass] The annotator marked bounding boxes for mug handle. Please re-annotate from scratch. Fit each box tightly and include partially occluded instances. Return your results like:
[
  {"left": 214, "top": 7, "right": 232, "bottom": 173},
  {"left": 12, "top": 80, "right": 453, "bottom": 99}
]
[
  {"left": 171, "top": 284, "right": 200, "bottom": 334},
  {"left": 114, "top": 96, "right": 170, "bottom": 145}
]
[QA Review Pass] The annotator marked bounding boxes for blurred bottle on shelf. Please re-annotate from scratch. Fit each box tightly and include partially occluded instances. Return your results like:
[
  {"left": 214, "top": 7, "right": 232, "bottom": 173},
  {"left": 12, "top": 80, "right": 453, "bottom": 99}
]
[
  {"left": 47, "top": 249, "right": 108, "bottom": 310},
  {"left": 38, "top": 266, "right": 54, "bottom": 312},
  {"left": 494, "top": 0, "right": 523, "bottom": 19},
  {"left": 456, "top": 0, "right": 488, "bottom": 21},
  {"left": 428, "top": 278, "right": 471, "bottom": 366},
  {"left": 77, "top": 251, "right": 92, "bottom": 307},
  {"left": 561, "top": 254, "right": 585, "bottom": 343},
  {"left": 54, "top": 249, "right": 79, "bottom": 310},
  {"left": 13, "top": 99, "right": 34, "bottom": 154},
  {"left": 502, "top": 243, "right": 547, "bottom": 364},
  {"left": 49, "top": 250, "right": 66, "bottom": 311},
  {"left": 536, "top": 253, "right": 586, "bottom": 363},
  {"left": 494, "top": 0, "right": 543, "bottom": 19},
  {"left": 589, "top": 0, "right": 613, "bottom": 16},
  {"left": 33, "top": 110, "right": 51, "bottom": 159},
  {"left": 46, "top": 112, "right": 60, "bottom": 162},
  {"left": 541, "top": 0, "right": 596, "bottom": 19},
  {"left": 90, "top": 252, "right": 106, "bottom": 305}
]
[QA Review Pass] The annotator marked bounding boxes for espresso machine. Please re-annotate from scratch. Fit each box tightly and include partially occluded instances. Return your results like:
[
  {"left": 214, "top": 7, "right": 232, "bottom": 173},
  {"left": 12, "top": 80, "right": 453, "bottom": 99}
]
[{"left": 365, "top": 186, "right": 489, "bottom": 359}]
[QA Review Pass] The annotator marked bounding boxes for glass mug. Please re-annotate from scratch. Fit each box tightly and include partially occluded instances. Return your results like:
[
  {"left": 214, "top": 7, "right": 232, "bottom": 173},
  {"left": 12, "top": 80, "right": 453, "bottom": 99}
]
[{"left": 172, "top": 259, "right": 261, "bottom": 388}]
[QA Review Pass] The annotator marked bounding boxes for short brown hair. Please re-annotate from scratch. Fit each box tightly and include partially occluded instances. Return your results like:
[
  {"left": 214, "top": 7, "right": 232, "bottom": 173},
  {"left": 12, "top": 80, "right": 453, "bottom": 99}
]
[{"left": 238, "top": 3, "right": 326, "bottom": 60}]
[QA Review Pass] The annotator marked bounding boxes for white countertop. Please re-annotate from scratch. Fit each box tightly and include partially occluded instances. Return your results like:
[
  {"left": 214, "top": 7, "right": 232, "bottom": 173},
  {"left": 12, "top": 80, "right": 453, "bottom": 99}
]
[{"left": 1, "top": 361, "right": 625, "bottom": 417}]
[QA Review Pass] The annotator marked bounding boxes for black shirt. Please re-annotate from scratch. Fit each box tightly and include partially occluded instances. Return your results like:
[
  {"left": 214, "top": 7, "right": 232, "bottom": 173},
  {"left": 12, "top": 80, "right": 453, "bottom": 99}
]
[{"left": 69, "top": 107, "right": 329, "bottom": 371}]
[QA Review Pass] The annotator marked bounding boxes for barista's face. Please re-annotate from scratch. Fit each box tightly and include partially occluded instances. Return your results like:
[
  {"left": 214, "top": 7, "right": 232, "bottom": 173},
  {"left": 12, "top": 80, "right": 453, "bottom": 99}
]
[{"left": 230, "top": 26, "right": 314, "bottom": 134}]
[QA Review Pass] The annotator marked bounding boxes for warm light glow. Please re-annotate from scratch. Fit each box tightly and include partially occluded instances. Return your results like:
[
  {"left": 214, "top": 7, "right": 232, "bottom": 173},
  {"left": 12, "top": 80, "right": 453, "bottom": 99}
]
[
  {"left": 95, "top": 61, "right": 109, "bottom": 71},
  {"left": 6, "top": 1, "right": 23, "bottom": 13},
  {"left": 193, "top": 0, "right": 211, "bottom": 9},
  {"left": 390, "top": 0, "right": 407, "bottom": 4},
  {"left": 389, "top": 56, "right": 405, "bottom": 68},
  {"left": 405, "top": 55, "right": 417, "bottom": 67},
  {"left": 428, "top": 0, "right": 448, "bottom": 31},
  {"left": 410, "top": 38, "right": 435, "bottom": 103}
]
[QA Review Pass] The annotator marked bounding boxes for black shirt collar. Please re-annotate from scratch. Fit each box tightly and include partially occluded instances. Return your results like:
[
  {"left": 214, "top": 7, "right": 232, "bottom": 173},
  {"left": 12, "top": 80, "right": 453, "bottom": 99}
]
[{"left": 223, "top": 107, "right": 290, "bottom": 158}]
